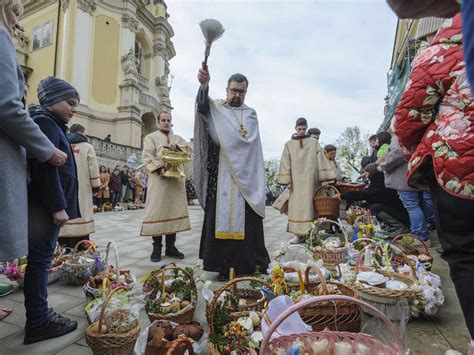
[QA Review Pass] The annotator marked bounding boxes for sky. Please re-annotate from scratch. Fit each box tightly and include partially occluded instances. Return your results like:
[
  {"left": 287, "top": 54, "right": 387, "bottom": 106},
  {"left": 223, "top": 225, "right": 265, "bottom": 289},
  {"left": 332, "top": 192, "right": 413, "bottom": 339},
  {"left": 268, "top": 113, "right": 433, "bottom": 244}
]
[{"left": 165, "top": 0, "right": 398, "bottom": 159}]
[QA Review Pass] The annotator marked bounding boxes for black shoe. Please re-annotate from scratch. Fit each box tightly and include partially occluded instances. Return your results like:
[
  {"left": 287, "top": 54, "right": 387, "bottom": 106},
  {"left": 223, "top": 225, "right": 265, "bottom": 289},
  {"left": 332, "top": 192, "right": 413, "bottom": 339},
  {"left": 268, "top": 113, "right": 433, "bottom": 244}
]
[
  {"left": 150, "top": 246, "right": 162, "bottom": 262},
  {"left": 24, "top": 314, "right": 78, "bottom": 344},
  {"left": 217, "top": 273, "right": 228, "bottom": 282},
  {"left": 165, "top": 246, "right": 184, "bottom": 259}
]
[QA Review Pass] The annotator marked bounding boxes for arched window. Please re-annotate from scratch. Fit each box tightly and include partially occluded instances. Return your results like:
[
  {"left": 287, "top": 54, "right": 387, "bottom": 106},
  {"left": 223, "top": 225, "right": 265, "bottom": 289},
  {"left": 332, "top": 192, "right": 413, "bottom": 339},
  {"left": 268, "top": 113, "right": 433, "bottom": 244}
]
[{"left": 134, "top": 40, "right": 144, "bottom": 75}]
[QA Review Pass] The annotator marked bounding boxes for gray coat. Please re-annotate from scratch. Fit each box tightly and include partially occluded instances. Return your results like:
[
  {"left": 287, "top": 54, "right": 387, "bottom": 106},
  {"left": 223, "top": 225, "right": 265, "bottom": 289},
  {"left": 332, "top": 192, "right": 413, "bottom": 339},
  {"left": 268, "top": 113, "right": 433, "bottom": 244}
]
[
  {"left": 0, "top": 28, "right": 55, "bottom": 261},
  {"left": 380, "top": 136, "right": 418, "bottom": 192}
]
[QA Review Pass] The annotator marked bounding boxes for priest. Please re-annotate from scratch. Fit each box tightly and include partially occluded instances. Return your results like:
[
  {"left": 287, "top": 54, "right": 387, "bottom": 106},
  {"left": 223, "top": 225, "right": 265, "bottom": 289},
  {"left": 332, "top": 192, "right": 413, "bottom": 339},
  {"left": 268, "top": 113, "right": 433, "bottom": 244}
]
[
  {"left": 140, "top": 111, "right": 191, "bottom": 262},
  {"left": 194, "top": 68, "right": 270, "bottom": 281},
  {"left": 278, "top": 118, "right": 335, "bottom": 244}
]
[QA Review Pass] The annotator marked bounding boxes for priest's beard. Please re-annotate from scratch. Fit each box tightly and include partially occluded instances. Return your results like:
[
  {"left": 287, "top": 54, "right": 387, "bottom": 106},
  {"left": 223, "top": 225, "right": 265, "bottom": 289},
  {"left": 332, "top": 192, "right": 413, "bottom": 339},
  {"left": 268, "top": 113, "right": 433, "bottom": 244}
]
[{"left": 229, "top": 97, "right": 242, "bottom": 107}]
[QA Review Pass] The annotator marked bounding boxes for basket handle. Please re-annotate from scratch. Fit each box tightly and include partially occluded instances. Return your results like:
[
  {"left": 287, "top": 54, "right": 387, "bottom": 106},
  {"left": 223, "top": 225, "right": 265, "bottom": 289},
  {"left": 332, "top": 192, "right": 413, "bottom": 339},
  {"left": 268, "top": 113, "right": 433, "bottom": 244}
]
[
  {"left": 314, "top": 184, "right": 340, "bottom": 197},
  {"left": 104, "top": 241, "right": 120, "bottom": 280},
  {"left": 374, "top": 243, "right": 417, "bottom": 278},
  {"left": 260, "top": 295, "right": 404, "bottom": 354},
  {"left": 97, "top": 286, "right": 127, "bottom": 334},
  {"left": 72, "top": 240, "right": 96, "bottom": 255},
  {"left": 309, "top": 218, "right": 349, "bottom": 246},
  {"left": 166, "top": 335, "right": 195, "bottom": 355},
  {"left": 143, "top": 265, "right": 197, "bottom": 300},
  {"left": 303, "top": 264, "right": 327, "bottom": 294},
  {"left": 208, "top": 276, "right": 272, "bottom": 335},
  {"left": 392, "top": 234, "right": 430, "bottom": 255},
  {"left": 356, "top": 242, "right": 417, "bottom": 279},
  {"left": 353, "top": 209, "right": 373, "bottom": 225}
]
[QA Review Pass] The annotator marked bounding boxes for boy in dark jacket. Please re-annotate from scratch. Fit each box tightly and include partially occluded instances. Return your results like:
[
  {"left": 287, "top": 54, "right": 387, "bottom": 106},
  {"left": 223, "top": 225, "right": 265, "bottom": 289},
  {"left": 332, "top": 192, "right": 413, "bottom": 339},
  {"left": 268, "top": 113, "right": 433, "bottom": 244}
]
[{"left": 23, "top": 77, "right": 80, "bottom": 344}]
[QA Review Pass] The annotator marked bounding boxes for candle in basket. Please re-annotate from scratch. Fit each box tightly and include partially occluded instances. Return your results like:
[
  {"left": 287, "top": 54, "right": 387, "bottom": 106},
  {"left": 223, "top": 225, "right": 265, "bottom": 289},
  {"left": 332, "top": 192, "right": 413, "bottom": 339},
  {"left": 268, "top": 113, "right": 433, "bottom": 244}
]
[
  {"left": 364, "top": 247, "right": 371, "bottom": 268},
  {"left": 297, "top": 270, "right": 306, "bottom": 294}
]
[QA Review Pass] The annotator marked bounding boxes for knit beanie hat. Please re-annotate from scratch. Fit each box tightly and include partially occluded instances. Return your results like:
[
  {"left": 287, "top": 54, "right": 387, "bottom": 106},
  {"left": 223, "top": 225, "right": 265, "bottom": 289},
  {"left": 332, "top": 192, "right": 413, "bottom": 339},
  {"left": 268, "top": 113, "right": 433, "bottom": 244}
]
[{"left": 37, "top": 76, "right": 80, "bottom": 107}]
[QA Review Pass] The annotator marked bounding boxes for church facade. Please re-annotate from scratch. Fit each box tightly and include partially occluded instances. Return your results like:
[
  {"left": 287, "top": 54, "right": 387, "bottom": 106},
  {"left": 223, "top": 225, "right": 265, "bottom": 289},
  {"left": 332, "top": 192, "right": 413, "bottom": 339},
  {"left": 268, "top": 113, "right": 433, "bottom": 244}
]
[{"left": 16, "top": 0, "right": 175, "bottom": 149}]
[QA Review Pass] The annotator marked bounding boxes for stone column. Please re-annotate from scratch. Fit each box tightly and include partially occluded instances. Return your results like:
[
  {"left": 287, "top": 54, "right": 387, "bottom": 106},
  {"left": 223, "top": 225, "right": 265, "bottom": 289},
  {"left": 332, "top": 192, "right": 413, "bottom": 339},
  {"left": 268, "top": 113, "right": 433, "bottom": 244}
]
[
  {"left": 71, "top": 0, "right": 96, "bottom": 106},
  {"left": 59, "top": 0, "right": 71, "bottom": 79}
]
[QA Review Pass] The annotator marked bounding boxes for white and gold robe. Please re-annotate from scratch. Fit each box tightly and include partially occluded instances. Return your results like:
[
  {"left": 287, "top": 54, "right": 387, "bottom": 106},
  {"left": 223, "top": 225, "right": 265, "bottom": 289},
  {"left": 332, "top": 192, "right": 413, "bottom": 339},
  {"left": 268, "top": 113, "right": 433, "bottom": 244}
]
[
  {"left": 140, "top": 130, "right": 191, "bottom": 236},
  {"left": 59, "top": 141, "right": 100, "bottom": 237},
  {"left": 277, "top": 137, "right": 335, "bottom": 236},
  {"left": 329, "top": 160, "right": 343, "bottom": 181}
]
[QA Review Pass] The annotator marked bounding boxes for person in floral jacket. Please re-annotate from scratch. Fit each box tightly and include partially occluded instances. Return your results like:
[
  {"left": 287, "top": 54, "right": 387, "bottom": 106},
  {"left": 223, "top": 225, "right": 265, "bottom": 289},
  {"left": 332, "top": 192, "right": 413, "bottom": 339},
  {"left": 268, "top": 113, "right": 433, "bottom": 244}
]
[{"left": 394, "top": 14, "right": 474, "bottom": 353}]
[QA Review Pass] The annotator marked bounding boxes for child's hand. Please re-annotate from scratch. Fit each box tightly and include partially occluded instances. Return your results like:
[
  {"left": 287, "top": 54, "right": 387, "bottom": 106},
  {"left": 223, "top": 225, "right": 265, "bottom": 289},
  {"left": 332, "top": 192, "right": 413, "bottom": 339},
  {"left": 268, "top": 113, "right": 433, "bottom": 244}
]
[{"left": 53, "top": 209, "right": 69, "bottom": 226}]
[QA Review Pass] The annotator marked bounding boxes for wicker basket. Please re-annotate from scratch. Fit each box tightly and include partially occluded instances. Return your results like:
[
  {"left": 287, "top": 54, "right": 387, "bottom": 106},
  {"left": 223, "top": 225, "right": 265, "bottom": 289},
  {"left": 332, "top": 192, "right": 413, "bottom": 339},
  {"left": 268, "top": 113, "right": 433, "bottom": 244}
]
[
  {"left": 392, "top": 234, "right": 433, "bottom": 271},
  {"left": 308, "top": 219, "right": 349, "bottom": 269},
  {"left": 16, "top": 262, "right": 63, "bottom": 287},
  {"left": 86, "top": 286, "right": 141, "bottom": 355},
  {"left": 335, "top": 182, "right": 366, "bottom": 193},
  {"left": 84, "top": 241, "right": 136, "bottom": 299},
  {"left": 208, "top": 276, "right": 271, "bottom": 354},
  {"left": 283, "top": 264, "right": 361, "bottom": 332},
  {"left": 144, "top": 265, "right": 197, "bottom": 325},
  {"left": 260, "top": 295, "right": 405, "bottom": 355},
  {"left": 207, "top": 342, "right": 257, "bottom": 355},
  {"left": 103, "top": 202, "right": 113, "bottom": 212},
  {"left": 313, "top": 185, "right": 341, "bottom": 219},
  {"left": 354, "top": 245, "right": 417, "bottom": 316},
  {"left": 61, "top": 240, "right": 104, "bottom": 286},
  {"left": 166, "top": 336, "right": 195, "bottom": 355}
]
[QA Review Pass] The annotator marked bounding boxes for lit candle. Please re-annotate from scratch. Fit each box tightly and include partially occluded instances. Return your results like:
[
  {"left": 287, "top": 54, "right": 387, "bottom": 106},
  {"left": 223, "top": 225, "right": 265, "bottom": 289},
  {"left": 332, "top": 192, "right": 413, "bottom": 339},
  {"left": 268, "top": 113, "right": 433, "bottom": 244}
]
[{"left": 297, "top": 269, "right": 306, "bottom": 294}]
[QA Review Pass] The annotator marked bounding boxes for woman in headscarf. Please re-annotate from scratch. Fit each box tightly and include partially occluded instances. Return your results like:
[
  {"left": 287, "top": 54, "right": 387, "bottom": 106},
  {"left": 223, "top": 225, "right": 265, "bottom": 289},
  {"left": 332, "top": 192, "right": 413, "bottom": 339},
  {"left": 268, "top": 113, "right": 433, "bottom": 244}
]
[{"left": 0, "top": 0, "right": 66, "bottom": 302}]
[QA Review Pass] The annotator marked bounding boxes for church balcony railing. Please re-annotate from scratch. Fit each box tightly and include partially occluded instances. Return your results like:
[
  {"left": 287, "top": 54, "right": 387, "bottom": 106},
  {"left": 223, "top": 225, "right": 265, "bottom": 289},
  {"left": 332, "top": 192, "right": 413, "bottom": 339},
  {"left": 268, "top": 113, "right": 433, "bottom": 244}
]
[
  {"left": 139, "top": 92, "right": 159, "bottom": 110},
  {"left": 87, "top": 135, "right": 143, "bottom": 165},
  {"left": 138, "top": 74, "right": 150, "bottom": 91}
]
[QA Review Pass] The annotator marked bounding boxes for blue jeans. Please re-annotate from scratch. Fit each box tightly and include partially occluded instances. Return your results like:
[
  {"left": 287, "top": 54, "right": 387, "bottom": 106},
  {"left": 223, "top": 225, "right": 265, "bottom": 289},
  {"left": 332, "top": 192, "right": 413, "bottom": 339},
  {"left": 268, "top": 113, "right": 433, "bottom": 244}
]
[
  {"left": 421, "top": 191, "right": 436, "bottom": 226},
  {"left": 398, "top": 191, "right": 430, "bottom": 241},
  {"left": 23, "top": 198, "right": 60, "bottom": 328},
  {"left": 120, "top": 184, "right": 128, "bottom": 202}
]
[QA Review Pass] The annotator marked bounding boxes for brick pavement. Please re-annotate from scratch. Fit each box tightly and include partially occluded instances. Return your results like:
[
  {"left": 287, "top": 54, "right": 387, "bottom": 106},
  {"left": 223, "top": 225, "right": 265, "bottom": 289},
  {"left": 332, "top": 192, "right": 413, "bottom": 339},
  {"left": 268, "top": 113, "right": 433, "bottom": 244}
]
[{"left": 0, "top": 207, "right": 470, "bottom": 354}]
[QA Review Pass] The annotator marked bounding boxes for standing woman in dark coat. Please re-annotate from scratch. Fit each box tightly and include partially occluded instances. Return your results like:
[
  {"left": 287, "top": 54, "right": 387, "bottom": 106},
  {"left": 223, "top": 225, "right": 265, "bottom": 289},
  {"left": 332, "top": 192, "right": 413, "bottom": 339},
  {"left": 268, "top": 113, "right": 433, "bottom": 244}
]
[
  {"left": 0, "top": 0, "right": 66, "bottom": 262},
  {"left": 23, "top": 77, "right": 81, "bottom": 344},
  {"left": 0, "top": 0, "right": 67, "bottom": 303}
]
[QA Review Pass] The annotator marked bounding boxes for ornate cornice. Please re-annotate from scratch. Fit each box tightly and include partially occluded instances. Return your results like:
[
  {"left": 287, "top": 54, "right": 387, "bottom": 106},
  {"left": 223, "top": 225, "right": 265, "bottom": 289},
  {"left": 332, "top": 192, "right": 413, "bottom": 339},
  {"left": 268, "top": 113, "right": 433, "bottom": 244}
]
[
  {"left": 77, "top": 0, "right": 96, "bottom": 15},
  {"left": 122, "top": 14, "right": 139, "bottom": 33},
  {"left": 20, "top": 0, "right": 56, "bottom": 18},
  {"left": 133, "top": 0, "right": 151, "bottom": 8},
  {"left": 62, "top": 0, "right": 71, "bottom": 12},
  {"left": 153, "top": 38, "right": 175, "bottom": 60}
]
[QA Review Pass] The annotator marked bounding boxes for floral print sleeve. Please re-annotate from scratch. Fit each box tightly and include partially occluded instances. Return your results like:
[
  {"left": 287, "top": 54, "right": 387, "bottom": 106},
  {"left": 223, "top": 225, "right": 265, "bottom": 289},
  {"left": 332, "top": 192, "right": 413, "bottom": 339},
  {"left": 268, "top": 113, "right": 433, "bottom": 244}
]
[{"left": 394, "top": 43, "right": 463, "bottom": 158}]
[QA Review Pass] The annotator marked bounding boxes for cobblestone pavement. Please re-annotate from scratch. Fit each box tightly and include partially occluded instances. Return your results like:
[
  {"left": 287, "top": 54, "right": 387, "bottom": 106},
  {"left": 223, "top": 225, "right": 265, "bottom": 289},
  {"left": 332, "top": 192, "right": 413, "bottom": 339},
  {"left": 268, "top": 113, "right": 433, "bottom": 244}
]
[{"left": 0, "top": 207, "right": 470, "bottom": 354}]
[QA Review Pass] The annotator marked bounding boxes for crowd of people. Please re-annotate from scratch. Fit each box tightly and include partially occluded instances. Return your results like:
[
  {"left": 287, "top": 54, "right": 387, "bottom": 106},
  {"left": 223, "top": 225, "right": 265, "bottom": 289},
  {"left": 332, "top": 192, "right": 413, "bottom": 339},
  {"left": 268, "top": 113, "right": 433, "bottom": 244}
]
[
  {"left": 0, "top": 0, "right": 472, "bottom": 353},
  {"left": 276, "top": 10, "right": 473, "bottom": 355},
  {"left": 94, "top": 164, "right": 149, "bottom": 208}
]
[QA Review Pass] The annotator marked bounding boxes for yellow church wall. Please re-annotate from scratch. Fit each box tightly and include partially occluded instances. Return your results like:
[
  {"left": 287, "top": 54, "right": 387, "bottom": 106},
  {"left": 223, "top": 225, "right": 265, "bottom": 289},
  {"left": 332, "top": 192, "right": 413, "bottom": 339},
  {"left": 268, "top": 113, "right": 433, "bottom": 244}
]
[
  {"left": 90, "top": 14, "right": 120, "bottom": 109},
  {"left": 20, "top": 3, "right": 59, "bottom": 104}
]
